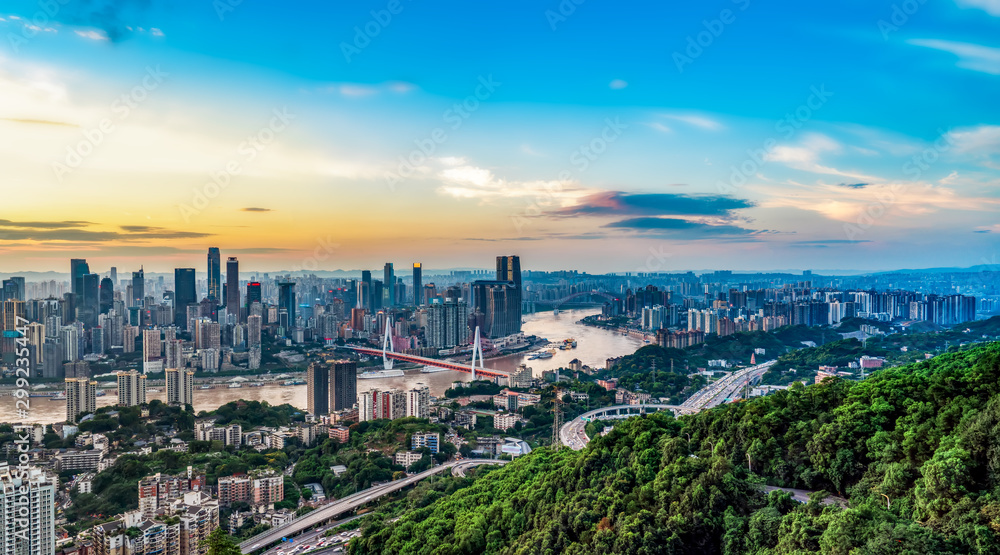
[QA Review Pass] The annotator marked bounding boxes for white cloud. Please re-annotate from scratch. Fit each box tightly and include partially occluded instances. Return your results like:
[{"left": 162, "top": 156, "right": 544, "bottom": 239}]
[
  {"left": 946, "top": 124, "right": 1000, "bottom": 154},
  {"left": 609, "top": 79, "right": 628, "bottom": 89},
  {"left": 646, "top": 122, "right": 672, "bottom": 133},
  {"left": 660, "top": 113, "right": 723, "bottom": 131},
  {"left": 909, "top": 39, "right": 1000, "bottom": 74},
  {"left": 315, "top": 81, "right": 416, "bottom": 97},
  {"left": 150, "top": 28, "right": 165, "bottom": 37},
  {"left": 955, "top": 0, "right": 1000, "bottom": 16},
  {"left": 434, "top": 160, "right": 593, "bottom": 206},
  {"left": 765, "top": 134, "right": 883, "bottom": 182},
  {"left": 75, "top": 29, "right": 108, "bottom": 41}
]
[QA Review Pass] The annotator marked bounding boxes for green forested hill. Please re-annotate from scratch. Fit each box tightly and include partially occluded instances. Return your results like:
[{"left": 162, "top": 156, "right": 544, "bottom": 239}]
[{"left": 350, "top": 342, "right": 1000, "bottom": 554}]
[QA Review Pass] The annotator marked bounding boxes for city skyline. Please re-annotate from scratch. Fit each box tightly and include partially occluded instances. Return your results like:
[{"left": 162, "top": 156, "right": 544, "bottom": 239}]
[{"left": 1, "top": 1, "right": 998, "bottom": 273}]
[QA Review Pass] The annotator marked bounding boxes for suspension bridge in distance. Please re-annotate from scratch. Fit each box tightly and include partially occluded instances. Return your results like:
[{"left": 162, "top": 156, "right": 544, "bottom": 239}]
[{"left": 337, "top": 322, "right": 511, "bottom": 381}]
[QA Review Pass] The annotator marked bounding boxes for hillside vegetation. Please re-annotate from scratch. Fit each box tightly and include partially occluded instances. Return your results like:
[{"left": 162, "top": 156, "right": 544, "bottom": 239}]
[{"left": 350, "top": 342, "right": 1000, "bottom": 554}]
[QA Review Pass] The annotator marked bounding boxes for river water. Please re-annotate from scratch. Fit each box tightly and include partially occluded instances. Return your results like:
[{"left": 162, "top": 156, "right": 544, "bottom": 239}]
[{"left": 2, "top": 308, "right": 644, "bottom": 425}]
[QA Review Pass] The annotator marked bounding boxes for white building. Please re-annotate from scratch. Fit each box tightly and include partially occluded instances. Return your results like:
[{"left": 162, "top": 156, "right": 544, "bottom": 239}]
[
  {"left": 0, "top": 463, "right": 56, "bottom": 555},
  {"left": 65, "top": 377, "right": 96, "bottom": 423},
  {"left": 166, "top": 368, "right": 195, "bottom": 406},
  {"left": 406, "top": 385, "right": 430, "bottom": 418},
  {"left": 117, "top": 370, "right": 147, "bottom": 407}
]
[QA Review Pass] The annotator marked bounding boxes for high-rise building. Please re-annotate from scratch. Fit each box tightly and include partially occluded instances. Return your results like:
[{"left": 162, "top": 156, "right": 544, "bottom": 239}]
[
  {"left": 383, "top": 263, "right": 395, "bottom": 307},
  {"left": 131, "top": 268, "right": 145, "bottom": 308},
  {"left": 207, "top": 247, "right": 221, "bottom": 302},
  {"left": 78, "top": 273, "right": 100, "bottom": 328},
  {"left": 306, "top": 362, "right": 330, "bottom": 416},
  {"left": 278, "top": 282, "right": 296, "bottom": 332},
  {"left": 117, "top": 370, "right": 147, "bottom": 407},
  {"left": 360, "top": 270, "right": 372, "bottom": 309},
  {"left": 70, "top": 259, "right": 89, "bottom": 297},
  {"left": 0, "top": 463, "right": 56, "bottom": 555},
  {"left": 99, "top": 277, "right": 114, "bottom": 314},
  {"left": 165, "top": 339, "right": 183, "bottom": 369},
  {"left": 143, "top": 328, "right": 161, "bottom": 364},
  {"left": 226, "top": 257, "right": 240, "bottom": 322},
  {"left": 247, "top": 314, "right": 262, "bottom": 347},
  {"left": 406, "top": 384, "right": 430, "bottom": 418},
  {"left": 470, "top": 255, "right": 523, "bottom": 340},
  {"left": 412, "top": 263, "right": 423, "bottom": 305},
  {"left": 246, "top": 281, "right": 262, "bottom": 312},
  {"left": 165, "top": 368, "right": 195, "bottom": 406},
  {"left": 332, "top": 360, "right": 358, "bottom": 412},
  {"left": 65, "top": 377, "right": 96, "bottom": 423},
  {"left": 174, "top": 268, "right": 197, "bottom": 329}
]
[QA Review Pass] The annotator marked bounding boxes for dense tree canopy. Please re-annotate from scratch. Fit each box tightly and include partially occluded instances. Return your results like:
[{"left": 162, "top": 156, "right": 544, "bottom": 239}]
[{"left": 351, "top": 342, "right": 1000, "bottom": 554}]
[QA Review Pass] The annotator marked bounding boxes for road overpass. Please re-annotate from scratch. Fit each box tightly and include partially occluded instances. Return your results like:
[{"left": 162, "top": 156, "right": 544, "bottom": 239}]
[
  {"left": 241, "top": 460, "right": 507, "bottom": 553},
  {"left": 560, "top": 360, "right": 775, "bottom": 450}
]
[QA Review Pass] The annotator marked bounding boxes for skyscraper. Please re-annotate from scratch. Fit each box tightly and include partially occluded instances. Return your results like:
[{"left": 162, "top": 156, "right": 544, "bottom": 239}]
[
  {"left": 116, "top": 370, "right": 147, "bottom": 407},
  {"left": 0, "top": 464, "right": 56, "bottom": 555},
  {"left": 331, "top": 360, "right": 358, "bottom": 411},
  {"left": 79, "top": 273, "right": 100, "bottom": 328},
  {"left": 360, "top": 270, "right": 372, "bottom": 309},
  {"left": 412, "top": 263, "right": 422, "bottom": 305},
  {"left": 207, "top": 247, "right": 221, "bottom": 301},
  {"left": 278, "top": 282, "right": 296, "bottom": 331},
  {"left": 174, "top": 268, "right": 197, "bottom": 329},
  {"left": 65, "top": 377, "right": 96, "bottom": 423},
  {"left": 383, "top": 263, "right": 395, "bottom": 307},
  {"left": 131, "top": 268, "right": 145, "bottom": 308},
  {"left": 226, "top": 257, "right": 240, "bottom": 322},
  {"left": 165, "top": 368, "right": 195, "bottom": 406},
  {"left": 306, "top": 361, "right": 330, "bottom": 416},
  {"left": 99, "top": 277, "right": 114, "bottom": 314},
  {"left": 70, "top": 259, "right": 89, "bottom": 297},
  {"left": 246, "top": 282, "right": 262, "bottom": 311}
]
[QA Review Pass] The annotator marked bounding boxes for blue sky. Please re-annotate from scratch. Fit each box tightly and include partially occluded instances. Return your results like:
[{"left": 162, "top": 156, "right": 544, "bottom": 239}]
[{"left": 0, "top": 0, "right": 998, "bottom": 273}]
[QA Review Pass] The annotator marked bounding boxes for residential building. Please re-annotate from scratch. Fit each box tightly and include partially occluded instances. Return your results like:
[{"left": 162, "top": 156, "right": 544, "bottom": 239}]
[
  {"left": 116, "top": 370, "right": 147, "bottom": 407},
  {"left": 0, "top": 463, "right": 56, "bottom": 555},
  {"left": 65, "top": 377, "right": 96, "bottom": 423}
]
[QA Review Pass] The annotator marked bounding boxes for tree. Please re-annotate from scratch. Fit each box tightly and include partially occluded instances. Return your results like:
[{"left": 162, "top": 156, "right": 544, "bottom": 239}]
[{"left": 203, "top": 528, "right": 240, "bottom": 555}]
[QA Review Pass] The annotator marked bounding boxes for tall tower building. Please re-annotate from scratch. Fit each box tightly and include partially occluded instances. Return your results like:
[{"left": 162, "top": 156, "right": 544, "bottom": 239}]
[
  {"left": 360, "top": 270, "right": 372, "bottom": 309},
  {"left": 496, "top": 255, "right": 522, "bottom": 289},
  {"left": 131, "top": 268, "right": 145, "bottom": 308},
  {"left": 246, "top": 282, "right": 262, "bottom": 312},
  {"left": 99, "top": 277, "right": 114, "bottom": 314},
  {"left": 116, "top": 370, "right": 147, "bottom": 407},
  {"left": 174, "top": 268, "right": 197, "bottom": 329},
  {"left": 306, "top": 362, "right": 330, "bottom": 416},
  {"left": 412, "top": 263, "right": 423, "bottom": 305},
  {"left": 143, "top": 329, "right": 161, "bottom": 371},
  {"left": 226, "top": 257, "right": 240, "bottom": 322},
  {"left": 278, "top": 283, "right": 296, "bottom": 332},
  {"left": 331, "top": 360, "right": 358, "bottom": 412},
  {"left": 65, "top": 377, "right": 96, "bottom": 423},
  {"left": 0, "top": 464, "right": 56, "bottom": 555},
  {"left": 207, "top": 247, "right": 221, "bottom": 302},
  {"left": 165, "top": 368, "right": 195, "bottom": 406},
  {"left": 70, "top": 259, "right": 89, "bottom": 297},
  {"left": 383, "top": 263, "right": 395, "bottom": 307}
]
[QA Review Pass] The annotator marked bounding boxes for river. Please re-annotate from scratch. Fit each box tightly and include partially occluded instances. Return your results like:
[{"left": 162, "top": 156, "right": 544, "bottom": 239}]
[{"left": 2, "top": 308, "right": 644, "bottom": 425}]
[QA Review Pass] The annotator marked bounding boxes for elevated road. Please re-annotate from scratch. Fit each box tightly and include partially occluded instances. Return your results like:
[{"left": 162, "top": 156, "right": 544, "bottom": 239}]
[
  {"left": 241, "top": 460, "right": 507, "bottom": 553},
  {"left": 338, "top": 346, "right": 510, "bottom": 380},
  {"left": 560, "top": 360, "right": 775, "bottom": 450}
]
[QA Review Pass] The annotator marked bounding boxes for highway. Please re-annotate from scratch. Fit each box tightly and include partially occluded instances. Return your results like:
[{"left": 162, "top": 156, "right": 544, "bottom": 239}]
[
  {"left": 560, "top": 360, "right": 775, "bottom": 450},
  {"left": 241, "top": 459, "right": 507, "bottom": 554}
]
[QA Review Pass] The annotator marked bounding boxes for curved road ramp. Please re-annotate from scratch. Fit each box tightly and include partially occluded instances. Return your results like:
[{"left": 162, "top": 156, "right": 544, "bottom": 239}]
[
  {"left": 241, "top": 460, "right": 507, "bottom": 554},
  {"left": 561, "top": 360, "right": 775, "bottom": 450}
]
